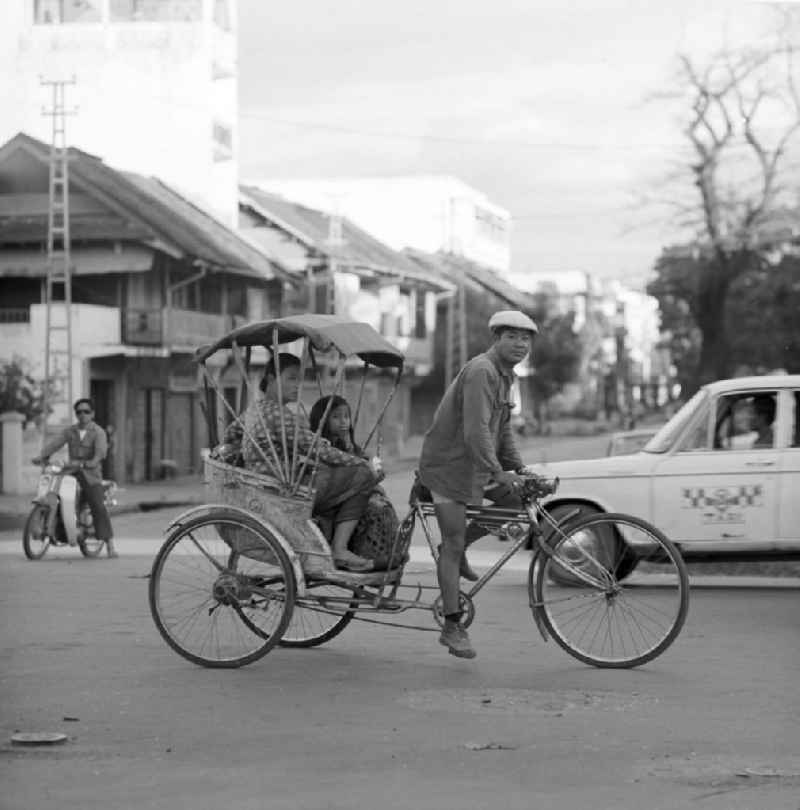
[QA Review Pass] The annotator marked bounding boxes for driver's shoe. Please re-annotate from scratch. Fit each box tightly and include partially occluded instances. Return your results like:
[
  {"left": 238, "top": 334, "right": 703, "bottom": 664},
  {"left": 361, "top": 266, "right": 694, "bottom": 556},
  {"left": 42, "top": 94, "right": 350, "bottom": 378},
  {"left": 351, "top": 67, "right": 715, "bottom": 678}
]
[
  {"left": 439, "top": 624, "right": 476, "bottom": 659},
  {"left": 105, "top": 540, "right": 119, "bottom": 559}
]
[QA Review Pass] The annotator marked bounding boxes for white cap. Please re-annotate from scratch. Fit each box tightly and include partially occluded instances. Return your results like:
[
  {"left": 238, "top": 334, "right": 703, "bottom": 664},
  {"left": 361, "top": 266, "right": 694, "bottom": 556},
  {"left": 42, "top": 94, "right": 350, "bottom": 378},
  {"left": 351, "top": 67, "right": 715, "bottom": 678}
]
[{"left": 488, "top": 310, "right": 539, "bottom": 334}]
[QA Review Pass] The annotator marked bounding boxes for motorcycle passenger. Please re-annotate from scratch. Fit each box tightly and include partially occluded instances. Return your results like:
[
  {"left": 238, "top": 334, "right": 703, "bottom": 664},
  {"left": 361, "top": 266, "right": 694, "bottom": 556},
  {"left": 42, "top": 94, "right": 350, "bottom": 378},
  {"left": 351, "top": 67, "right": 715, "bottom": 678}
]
[{"left": 33, "top": 397, "right": 117, "bottom": 558}]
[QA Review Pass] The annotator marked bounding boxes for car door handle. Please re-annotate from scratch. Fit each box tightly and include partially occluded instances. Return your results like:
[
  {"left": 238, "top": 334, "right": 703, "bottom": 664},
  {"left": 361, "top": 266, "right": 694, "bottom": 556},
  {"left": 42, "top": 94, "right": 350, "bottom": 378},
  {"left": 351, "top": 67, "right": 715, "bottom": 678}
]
[{"left": 744, "top": 461, "right": 775, "bottom": 467}]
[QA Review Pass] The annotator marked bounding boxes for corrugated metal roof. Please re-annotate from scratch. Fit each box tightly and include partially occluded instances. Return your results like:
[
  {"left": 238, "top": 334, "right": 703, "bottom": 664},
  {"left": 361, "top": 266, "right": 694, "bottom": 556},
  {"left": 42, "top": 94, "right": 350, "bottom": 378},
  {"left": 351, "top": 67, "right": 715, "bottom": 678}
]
[
  {"left": 240, "top": 185, "right": 450, "bottom": 291},
  {"left": 0, "top": 245, "right": 153, "bottom": 277},
  {"left": 0, "top": 133, "right": 292, "bottom": 283},
  {"left": 404, "top": 248, "right": 537, "bottom": 312}
]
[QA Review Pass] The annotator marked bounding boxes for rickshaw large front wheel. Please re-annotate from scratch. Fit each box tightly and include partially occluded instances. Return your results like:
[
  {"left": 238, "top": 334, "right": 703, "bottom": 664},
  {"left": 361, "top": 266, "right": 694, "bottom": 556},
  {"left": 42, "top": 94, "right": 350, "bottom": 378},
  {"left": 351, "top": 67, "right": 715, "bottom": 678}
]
[
  {"left": 149, "top": 511, "right": 296, "bottom": 668},
  {"left": 530, "top": 512, "right": 689, "bottom": 669}
]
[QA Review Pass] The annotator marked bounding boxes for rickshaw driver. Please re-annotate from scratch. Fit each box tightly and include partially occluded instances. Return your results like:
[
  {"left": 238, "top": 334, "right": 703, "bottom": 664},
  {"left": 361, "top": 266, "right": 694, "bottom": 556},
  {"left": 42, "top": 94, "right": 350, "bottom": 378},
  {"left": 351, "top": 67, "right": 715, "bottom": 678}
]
[
  {"left": 419, "top": 310, "right": 538, "bottom": 659},
  {"left": 240, "top": 353, "right": 380, "bottom": 572}
]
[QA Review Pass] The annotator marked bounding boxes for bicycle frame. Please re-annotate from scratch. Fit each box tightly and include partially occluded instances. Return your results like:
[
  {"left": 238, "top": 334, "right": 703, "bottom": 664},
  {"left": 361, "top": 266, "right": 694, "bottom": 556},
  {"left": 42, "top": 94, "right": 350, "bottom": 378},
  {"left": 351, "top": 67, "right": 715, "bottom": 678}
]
[{"left": 246, "top": 483, "right": 611, "bottom": 637}]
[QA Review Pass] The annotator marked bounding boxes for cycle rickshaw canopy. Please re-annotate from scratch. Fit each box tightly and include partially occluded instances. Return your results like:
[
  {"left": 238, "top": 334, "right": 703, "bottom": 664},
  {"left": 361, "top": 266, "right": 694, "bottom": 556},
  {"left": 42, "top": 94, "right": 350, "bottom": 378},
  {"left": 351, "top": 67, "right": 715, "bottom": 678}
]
[{"left": 195, "top": 313, "right": 405, "bottom": 369}]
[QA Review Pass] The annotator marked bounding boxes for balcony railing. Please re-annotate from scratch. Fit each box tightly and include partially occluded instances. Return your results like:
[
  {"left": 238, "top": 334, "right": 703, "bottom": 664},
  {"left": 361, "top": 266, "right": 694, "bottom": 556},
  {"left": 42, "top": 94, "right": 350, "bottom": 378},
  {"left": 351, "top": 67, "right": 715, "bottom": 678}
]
[
  {"left": 121, "top": 308, "right": 246, "bottom": 347},
  {"left": 122, "top": 308, "right": 163, "bottom": 345},
  {"left": 0, "top": 308, "right": 31, "bottom": 323},
  {"left": 163, "top": 308, "right": 230, "bottom": 346}
]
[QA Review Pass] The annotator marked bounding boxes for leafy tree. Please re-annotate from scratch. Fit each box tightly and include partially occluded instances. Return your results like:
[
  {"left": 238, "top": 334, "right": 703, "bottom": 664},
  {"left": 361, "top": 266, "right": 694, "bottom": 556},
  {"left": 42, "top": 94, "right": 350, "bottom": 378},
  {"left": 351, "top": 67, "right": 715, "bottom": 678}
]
[
  {"left": 0, "top": 358, "right": 48, "bottom": 427},
  {"left": 648, "top": 249, "right": 705, "bottom": 394},
  {"left": 726, "top": 254, "right": 800, "bottom": 373},
  {"left": 528, "top": 310, "right": 582, "bottom": 421},
  {"left": 647, "top": 19, "right": 800, "bottom": 392}
]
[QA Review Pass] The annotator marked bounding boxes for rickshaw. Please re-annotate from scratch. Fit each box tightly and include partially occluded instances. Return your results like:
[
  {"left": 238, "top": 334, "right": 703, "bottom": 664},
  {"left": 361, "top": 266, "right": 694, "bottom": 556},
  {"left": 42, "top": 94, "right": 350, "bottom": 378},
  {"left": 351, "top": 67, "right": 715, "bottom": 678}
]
[{"left": 148, "top": 315, "right": 689, "bottom": 670}]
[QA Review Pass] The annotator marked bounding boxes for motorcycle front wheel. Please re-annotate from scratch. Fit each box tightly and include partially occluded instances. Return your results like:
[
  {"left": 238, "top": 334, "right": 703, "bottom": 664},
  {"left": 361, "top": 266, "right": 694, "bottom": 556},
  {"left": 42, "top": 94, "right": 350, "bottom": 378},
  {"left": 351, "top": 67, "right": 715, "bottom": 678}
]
[
  {"left": 77, "top": 506, "right": 104, "bottom": 558},
  {"left": 23, "top": 505, "right": 51, "bottom": 560}
]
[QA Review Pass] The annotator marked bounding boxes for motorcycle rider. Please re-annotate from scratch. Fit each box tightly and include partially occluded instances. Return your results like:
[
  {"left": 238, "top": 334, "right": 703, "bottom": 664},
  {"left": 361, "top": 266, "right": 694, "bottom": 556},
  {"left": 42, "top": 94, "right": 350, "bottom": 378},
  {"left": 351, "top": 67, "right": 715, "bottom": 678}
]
[{"left": 33, "top": 398, "right": 117, "bottom": 558}]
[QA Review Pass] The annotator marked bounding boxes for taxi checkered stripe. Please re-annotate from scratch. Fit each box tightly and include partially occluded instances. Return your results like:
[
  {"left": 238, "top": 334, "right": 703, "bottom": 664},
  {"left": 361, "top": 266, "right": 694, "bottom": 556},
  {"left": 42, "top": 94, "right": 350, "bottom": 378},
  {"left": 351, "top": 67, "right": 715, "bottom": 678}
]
[{"left": 681, "top": 485, "right": 763, "bottom": 509}]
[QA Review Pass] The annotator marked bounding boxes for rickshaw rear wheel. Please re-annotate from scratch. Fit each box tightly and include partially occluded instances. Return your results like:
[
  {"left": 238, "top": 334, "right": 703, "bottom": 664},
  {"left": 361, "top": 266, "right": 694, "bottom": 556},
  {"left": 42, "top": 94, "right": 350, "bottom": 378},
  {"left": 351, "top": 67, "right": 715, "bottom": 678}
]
[
  {"left": 278, "top": 582, "right": 356, "bottom": 647},
  {"left": 227, "top": 552, "right": 356, "bottom": 648},
  {"left": 149, "top": 510, "right": 296, "bottom": 668}
]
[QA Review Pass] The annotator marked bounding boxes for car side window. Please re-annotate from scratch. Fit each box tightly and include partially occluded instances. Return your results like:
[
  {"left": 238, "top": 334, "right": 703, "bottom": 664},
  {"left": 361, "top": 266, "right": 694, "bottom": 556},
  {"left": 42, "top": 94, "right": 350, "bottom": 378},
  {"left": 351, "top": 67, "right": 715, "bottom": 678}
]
[{"left": 713, "top": 392, "right": 777, "bottom": 450}]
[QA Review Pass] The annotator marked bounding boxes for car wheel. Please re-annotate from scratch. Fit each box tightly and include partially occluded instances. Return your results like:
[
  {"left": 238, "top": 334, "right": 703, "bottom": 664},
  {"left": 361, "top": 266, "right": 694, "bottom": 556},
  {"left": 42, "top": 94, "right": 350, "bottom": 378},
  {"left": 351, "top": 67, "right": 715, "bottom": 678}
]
[{"left": 543, "top": 504, "right": 638, "bottom": 586}]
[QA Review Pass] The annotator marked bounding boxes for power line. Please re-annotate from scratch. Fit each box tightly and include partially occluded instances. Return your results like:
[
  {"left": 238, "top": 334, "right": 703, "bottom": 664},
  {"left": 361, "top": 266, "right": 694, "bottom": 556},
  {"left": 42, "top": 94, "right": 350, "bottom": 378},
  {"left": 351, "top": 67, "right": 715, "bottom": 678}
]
[
  {"left": 77, "top": 84, "right": 800, "bottom": 155},
  {"left": 237, "top": 112, "right": 695, "bottom": 152},
  {"left": 239, "top": 111, "right": 800, "bottom": 154}
]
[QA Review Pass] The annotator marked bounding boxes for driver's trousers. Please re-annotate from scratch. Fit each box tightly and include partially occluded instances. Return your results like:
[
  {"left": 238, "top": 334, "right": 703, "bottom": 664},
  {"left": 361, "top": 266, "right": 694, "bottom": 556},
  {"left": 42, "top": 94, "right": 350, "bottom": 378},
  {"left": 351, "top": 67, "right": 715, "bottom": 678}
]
[
  {"left": 464, "top": 482, "right": 524, "bottom": 545},
  {"left": 73, "top": 471, "right": 113, "bottom": 541}
]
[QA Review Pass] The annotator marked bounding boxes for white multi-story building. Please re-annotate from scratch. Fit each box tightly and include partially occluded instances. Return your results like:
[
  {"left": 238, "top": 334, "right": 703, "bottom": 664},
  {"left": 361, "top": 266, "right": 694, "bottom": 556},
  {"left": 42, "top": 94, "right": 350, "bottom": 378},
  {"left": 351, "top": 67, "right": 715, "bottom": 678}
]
[
  {"left": 258, "top": 175, "right": 512, "bottom": 274},
  {"left": 511, "top": 269, "right": 666, "bottom": 411},
  {"left": 0, "top": 0, "right": 238, "bottom": 225}
]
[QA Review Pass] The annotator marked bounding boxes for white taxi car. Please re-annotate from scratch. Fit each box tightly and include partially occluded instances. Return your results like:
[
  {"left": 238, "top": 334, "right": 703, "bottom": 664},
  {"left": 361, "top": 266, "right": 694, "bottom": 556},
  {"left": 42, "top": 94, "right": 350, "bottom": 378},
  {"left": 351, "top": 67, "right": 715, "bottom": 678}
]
[{"left": 527, "top": 375, "right": 800, "bottom": 578}]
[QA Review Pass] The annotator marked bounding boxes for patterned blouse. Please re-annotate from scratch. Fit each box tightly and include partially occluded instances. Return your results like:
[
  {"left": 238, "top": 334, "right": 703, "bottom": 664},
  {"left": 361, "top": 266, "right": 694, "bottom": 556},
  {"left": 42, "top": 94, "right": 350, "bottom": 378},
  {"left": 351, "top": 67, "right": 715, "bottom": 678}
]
[{"left": 238, "top": 396, "right": 368, "bottom": 477}]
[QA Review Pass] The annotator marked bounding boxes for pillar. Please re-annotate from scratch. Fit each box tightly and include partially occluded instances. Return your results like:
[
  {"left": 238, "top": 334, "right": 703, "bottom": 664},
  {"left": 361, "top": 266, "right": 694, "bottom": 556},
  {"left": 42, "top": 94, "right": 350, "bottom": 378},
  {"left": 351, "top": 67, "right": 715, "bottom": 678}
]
[{"left": 0, "top": 412, "right": 25, "bottom": 495}]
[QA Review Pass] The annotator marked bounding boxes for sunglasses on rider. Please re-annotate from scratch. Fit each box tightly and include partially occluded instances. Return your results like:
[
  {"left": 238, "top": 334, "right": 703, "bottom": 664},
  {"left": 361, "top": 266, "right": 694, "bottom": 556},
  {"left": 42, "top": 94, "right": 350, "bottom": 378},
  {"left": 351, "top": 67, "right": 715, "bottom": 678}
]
[{"left": 75, "top": 408, "right": 92, "bottom": 414}]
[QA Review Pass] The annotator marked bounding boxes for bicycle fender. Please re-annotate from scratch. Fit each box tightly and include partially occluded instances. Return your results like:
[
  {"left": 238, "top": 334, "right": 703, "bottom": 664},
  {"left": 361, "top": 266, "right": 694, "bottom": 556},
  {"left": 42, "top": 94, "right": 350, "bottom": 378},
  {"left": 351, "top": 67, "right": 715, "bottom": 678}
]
[
  {"left": 166, "top": 503, "right": 306, "bottom": 596},
  {"left": 528, "top": 553, "right": 550, "bottom": 642}
]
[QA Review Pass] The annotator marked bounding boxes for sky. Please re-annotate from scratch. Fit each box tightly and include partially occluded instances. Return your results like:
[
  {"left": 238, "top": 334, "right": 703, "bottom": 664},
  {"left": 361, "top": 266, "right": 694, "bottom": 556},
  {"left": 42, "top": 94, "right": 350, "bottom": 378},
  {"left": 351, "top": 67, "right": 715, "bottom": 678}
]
[{"left": 236, "top": 0, "right": 793, "bottom": 284}]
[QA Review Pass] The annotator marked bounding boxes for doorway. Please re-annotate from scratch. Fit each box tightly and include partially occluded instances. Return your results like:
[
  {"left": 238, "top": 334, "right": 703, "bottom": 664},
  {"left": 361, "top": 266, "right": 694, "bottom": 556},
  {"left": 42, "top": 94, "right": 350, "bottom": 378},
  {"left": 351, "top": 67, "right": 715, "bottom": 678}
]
[
  {"left": 90, "top": 379, "right": 115, "bottom": 478},
  {"left": 144, "top": 388, "right": 165, "bottom": 481}
]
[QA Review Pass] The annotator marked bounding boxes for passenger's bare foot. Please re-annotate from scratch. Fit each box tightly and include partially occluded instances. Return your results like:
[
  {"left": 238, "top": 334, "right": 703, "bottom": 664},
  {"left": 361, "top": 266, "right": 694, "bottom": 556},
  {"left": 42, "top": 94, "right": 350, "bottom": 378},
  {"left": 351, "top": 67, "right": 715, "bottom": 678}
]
[{"left": 333, "top": 551, "right": 372, "bottom": 572}]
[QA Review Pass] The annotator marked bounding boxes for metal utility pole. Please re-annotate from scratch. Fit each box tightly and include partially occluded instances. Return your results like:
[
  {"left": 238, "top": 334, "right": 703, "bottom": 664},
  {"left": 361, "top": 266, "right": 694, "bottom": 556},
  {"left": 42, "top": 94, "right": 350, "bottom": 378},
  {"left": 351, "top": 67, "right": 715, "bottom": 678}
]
[{"left": 40, "top": 76, "right": 77, "bottom": 441}]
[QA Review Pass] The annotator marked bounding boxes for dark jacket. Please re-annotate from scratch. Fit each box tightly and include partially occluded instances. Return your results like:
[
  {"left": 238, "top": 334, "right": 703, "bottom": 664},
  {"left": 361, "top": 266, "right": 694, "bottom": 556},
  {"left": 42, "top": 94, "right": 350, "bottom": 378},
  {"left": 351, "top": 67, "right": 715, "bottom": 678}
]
[
  {"left": 419, "top": 346, "right": 523, "bottom": 503},
  {"left": 40, "top": 422, "right": 108, "bottom": 486}
]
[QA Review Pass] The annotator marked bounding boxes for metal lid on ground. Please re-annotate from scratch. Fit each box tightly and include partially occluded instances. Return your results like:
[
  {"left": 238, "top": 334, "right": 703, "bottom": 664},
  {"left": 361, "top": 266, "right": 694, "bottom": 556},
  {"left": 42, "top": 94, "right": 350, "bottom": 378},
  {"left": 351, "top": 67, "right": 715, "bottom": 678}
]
[{"left": 195, "top": 314, "right": 405, "bottom": 369}]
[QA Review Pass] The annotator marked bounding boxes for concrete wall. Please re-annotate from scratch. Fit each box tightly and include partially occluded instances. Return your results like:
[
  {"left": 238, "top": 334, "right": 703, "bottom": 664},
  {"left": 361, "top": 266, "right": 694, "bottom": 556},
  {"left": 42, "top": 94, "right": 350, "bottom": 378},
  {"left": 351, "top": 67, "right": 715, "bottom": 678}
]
[{"left": 1, "top": 303, "right": 123, "bottom": 426}]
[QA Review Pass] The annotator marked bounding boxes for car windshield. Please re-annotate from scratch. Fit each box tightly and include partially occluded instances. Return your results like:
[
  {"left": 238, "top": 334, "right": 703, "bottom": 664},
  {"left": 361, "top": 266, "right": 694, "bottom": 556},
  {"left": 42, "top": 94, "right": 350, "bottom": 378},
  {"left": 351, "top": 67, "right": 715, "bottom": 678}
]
[{"left": 642, "top": 390, "right": 709, "bottom": 453}]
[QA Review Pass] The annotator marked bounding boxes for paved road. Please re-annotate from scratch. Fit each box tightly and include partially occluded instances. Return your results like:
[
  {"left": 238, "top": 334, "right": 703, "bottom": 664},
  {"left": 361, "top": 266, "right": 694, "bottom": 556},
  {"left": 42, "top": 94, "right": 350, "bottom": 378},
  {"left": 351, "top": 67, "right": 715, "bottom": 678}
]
[{"left": 2, "top": 488, "right": 799, "bottom": 808}]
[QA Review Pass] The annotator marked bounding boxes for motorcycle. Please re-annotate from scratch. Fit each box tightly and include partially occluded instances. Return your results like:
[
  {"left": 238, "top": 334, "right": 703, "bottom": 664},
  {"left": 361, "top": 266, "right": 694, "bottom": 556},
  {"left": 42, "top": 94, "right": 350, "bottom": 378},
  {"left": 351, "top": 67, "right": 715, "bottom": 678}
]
[{"left": 22, "top": 464, "right": 118, "bottom": 560}]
